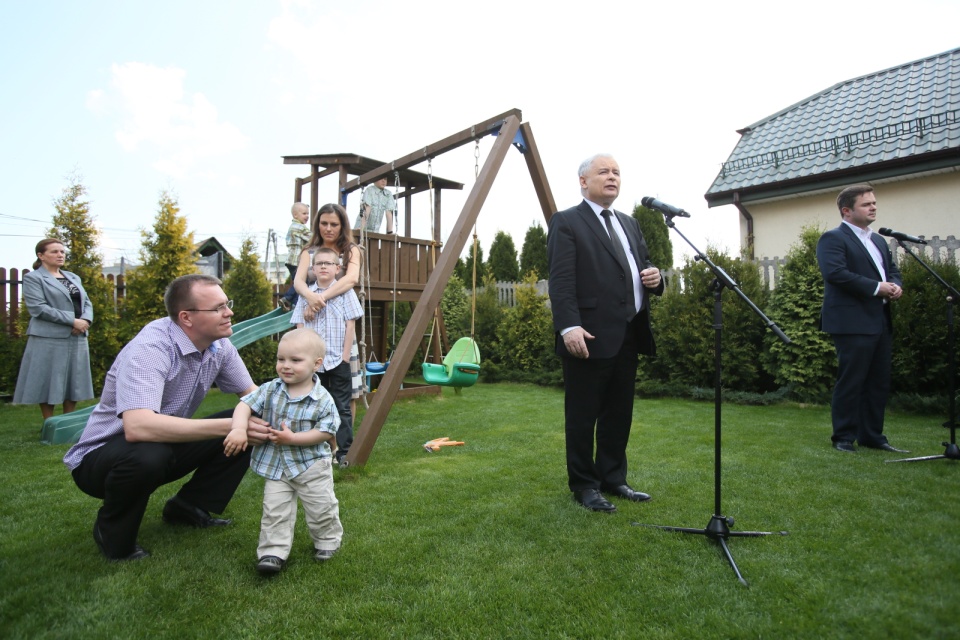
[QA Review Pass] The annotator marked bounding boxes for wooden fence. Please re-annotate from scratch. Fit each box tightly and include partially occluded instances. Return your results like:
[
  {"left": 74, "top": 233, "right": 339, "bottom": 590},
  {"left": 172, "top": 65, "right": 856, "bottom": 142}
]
[
  {"left": 1, "top": 268, "right": 128, "bottom": 338},
  {"left": 5, "top": 236, "right": 958, "bottom": 337}
]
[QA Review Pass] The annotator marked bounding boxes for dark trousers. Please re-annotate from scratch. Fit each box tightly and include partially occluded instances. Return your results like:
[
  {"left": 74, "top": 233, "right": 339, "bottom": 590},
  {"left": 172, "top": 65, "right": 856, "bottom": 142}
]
[
  {"left": 831, "top": 327, "right": 892, "bottom": 447},
  {"left": 71, "top": 409, "right": 250, "bottom": 557},
  {"left": 282, "top": 263, "right": 299, "bottom": 304},
  {"left": 319, "top": 361, "right": 353, "bottom": 461},
  {"left": 561, "top": 321, "right": 639, "bottom": 492}
]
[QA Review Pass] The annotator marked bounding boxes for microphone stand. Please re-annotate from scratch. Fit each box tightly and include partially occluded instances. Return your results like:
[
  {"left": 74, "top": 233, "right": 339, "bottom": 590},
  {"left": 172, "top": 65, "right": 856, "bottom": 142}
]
[
  {"left": 632, "top": 212, "right": 790, "bottom": 587},
  {"left": 886, "top": 238, "right": 960, "bottom": 463}
]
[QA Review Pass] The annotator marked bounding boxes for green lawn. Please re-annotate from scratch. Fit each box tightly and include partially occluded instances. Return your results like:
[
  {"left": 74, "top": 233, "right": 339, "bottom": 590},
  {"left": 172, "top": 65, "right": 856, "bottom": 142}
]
[{"left": 1, "top": 383, "right": 958, "bottom": 639}]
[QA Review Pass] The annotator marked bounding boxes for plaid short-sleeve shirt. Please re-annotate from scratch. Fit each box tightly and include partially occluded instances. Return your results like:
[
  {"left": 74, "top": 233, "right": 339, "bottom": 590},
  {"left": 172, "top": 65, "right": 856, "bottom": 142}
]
[{"left": 245, "top": 376, "right": 340, "bottom": 480}]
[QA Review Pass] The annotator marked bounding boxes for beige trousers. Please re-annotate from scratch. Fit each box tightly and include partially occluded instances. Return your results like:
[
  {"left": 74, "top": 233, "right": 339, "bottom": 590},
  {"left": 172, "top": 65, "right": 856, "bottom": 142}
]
[{"left": 257, "top": 458, "right": 343, "bottom": 560}]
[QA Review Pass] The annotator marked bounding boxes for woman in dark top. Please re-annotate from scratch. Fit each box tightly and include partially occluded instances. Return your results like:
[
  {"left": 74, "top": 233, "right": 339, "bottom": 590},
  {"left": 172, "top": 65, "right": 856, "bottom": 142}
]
[{"left": 14, "top": 238, "right": 95, "bottom": 420}]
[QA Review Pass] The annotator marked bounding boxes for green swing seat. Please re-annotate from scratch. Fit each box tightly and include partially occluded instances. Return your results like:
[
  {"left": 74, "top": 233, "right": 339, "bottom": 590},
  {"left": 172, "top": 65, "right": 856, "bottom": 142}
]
[{"left": 421, "top": 336, "right": 481, "bottom": 389}]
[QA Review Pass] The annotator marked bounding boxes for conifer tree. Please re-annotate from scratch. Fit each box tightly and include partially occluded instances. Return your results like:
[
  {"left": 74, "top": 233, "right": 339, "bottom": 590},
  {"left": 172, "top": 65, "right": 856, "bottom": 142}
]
[
  {"left": 495, "top": 272, "right": 556, "bottom": 377},
  {"left": 632, "top": 203, "right": 673, "bottom": 270},
  {"left": 470, "top": 273, "right": 502, "bottom": 363},
  {"left": 440, "top": 272, "right": 469, "bottom": 344},
  {"left": 223, "top": 236, "right": 272, "bottom": 321},
  {"left": 761, "top": 225, "right": 836, "bottom": 402},
  {"left": 223, "top": 236, "right": 275, "bottom": 382},
  {"left": 462, "top": 241, "right": 486, "bottom": 286},
  {"left": 487, "top": 230, "right": 519, "bottom": 281},
  {"left": 519, "top": 221, "right": 549, "bottom": 279},
  {"left": 123, "top": 191, "right": 197, "bottom": 337},
  {"left": 48, "top": 177, "right": 122, "bottom": 392}
]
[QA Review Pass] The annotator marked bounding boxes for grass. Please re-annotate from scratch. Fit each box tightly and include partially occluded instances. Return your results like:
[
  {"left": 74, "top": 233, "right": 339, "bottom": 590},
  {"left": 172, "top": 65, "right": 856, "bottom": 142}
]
[{"left": 1, "top": 383, "right": 959, "bottom": 639}]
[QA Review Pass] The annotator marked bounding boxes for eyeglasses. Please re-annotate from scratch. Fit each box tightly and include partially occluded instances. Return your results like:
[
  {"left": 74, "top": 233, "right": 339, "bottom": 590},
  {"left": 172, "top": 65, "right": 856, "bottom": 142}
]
[
  {"left": 313, "top": 261, "right": 337, "bottom": 268},
  {"left": 186, "top": 300, "right": 234, "bottom": 314}
]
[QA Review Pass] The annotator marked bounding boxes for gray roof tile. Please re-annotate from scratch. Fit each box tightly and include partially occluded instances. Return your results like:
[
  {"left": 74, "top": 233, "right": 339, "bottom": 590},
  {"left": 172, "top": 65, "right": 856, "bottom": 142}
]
[{"left": 706, "top": 47, "right": 960, "bottom": 204}]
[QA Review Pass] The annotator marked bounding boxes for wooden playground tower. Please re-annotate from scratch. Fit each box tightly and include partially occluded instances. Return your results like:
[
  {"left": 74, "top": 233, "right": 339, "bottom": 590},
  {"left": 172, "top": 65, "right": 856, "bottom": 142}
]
[{"left": 284, "top": 109, "right": 557, "bottom": 466}]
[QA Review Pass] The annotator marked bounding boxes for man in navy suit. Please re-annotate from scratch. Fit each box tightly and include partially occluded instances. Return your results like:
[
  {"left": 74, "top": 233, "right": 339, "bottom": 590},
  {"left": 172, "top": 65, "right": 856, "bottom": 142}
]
[
  {"left": 816, "top": 184, "right": 909, "bottom": 454},
  {"left": 547, "top": 154, "right": 664, "bottom": 512}
]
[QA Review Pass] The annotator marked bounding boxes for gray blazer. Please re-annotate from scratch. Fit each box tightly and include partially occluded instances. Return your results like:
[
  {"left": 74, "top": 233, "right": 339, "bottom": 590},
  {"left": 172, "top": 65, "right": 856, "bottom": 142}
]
[{"left": 23, "top": 268, "right": 93, "bottom": 338}]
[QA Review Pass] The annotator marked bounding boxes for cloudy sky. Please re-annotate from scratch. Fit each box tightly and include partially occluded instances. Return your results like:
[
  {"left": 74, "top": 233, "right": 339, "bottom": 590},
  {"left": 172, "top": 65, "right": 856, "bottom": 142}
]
[{"left": 2, "top": 0, "right": 958, "bottom": 271}]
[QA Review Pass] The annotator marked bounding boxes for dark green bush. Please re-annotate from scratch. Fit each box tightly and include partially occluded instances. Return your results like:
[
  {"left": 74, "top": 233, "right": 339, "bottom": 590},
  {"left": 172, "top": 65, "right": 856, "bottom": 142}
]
[
  {"left": 891, "top": 255, "right": 960, "bottom": 396},
  {"left": 646, "top": 249, "right": 774, "bottom": 392},
  {"left": 494, "top": 274, "right": 557, "bottom": 377},
  {"left": 761, "top": 225, "right": 836, "bottom": 403}
]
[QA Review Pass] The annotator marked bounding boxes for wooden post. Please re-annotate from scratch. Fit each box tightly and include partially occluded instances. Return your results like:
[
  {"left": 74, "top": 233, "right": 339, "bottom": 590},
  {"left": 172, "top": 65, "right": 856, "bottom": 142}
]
[
  {"left": 345, "top": 114, "right": 522, "bottom": 466},
  {"left": 519, "top": 122, "right": 558, "bottom": 224}
]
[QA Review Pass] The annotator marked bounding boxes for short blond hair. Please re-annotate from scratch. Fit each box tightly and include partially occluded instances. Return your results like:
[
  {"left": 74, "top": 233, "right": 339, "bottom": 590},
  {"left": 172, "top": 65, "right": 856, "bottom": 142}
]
[
  {"left": 281, "top": 327, "right": 326, "bottom": 360},
  {"left": 291, "top": 202, "right": 309, "bottom": 218}
]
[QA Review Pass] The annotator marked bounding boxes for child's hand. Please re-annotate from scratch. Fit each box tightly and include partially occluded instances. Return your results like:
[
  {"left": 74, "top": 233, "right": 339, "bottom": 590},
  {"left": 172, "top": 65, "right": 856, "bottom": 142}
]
[
  {"left": 268, "top": 421, "right": 296, "bottom": 446},
  {"left": 224, "top": 428, "right": 248, "bottom": 457}
]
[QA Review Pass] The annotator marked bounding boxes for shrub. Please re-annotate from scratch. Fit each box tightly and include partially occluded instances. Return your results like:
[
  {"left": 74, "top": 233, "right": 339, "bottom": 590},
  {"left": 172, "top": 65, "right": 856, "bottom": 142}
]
[
  {"left": 223, "top": 236, "right": 276, "bottom": 383},
  {"left": 647, "top": 248, "right": 774, "bottom": 392},
  {"left": 494, "top": 273, "right": 558, "bottom": 379},
  {"left": 891, "top": 254, "right": 960, "bottom": 397},
  {"left": 761, "top": 225, "right": 835, "bottom": 403}
]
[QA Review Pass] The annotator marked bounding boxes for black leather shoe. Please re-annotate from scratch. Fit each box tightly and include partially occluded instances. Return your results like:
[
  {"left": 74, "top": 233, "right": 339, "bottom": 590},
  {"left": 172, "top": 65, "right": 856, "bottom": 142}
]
[
  {"left": 573, "top": 489, "right": 617, "bottom": 513},
  {"left": 601, "top": 484, "right": 652, "bottom": 502},
  {"left": 93, "top": 523, "right": 150, "bottom": 562},
  {"left": 833, "top": 441, "right": 857, "bottom": 453},
  {"left": 162, "top": 495, "right": 232, "bottom": 528},
  {"left": 863, "top": 442, "right": 911, "bottom": 453}
]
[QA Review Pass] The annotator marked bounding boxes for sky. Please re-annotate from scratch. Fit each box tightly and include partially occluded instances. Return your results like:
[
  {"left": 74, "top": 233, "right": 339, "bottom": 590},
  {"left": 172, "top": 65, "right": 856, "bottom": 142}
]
[{"left": 2, "top": 0, "right": 959, "bottom": 272}]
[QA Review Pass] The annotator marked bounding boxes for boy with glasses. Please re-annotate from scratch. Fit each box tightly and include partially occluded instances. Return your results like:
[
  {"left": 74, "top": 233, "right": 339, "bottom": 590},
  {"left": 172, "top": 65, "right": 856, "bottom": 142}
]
[{"left": 291, "top": 247, "right": 363, "bottom": 466}]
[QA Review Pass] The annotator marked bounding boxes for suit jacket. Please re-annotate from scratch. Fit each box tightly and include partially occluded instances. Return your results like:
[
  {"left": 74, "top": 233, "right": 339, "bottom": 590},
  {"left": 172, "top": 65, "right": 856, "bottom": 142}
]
[
  {"left": 22, "top": 268, "right": 93, "bottom": 338},
  {"left": 816, "top": 223, "right": 902, "bottom": 335},
  {"left": 548, "top": 200, "right": 665, "bottom": 359}
]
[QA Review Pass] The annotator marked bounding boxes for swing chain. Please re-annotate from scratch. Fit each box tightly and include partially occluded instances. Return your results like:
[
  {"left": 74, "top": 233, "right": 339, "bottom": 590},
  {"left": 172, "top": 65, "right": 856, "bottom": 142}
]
[{"left": 474, "top": 139, "right": 480, "bottom": 179}]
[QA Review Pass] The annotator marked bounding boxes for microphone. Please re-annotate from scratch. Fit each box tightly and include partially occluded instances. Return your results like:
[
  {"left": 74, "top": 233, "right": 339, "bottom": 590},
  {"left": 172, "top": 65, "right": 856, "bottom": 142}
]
[
  {"left": 878, "top": 228, "right": 927, "bottom": 245},
  {"left": 641, "top": 196, "right": 690, "bottom": 218}
]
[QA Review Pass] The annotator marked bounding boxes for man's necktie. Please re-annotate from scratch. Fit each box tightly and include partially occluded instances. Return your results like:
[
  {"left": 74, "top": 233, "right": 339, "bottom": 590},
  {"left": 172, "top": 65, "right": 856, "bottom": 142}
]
[{"left": 601, "top": 209, "right": 636, "bottom": 320}]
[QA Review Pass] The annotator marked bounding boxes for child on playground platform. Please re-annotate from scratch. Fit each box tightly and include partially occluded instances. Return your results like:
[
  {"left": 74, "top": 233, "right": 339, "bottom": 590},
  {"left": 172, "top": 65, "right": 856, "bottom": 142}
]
[
  {"left": 224, "top": 328, "right": 343, "bottom": 574},
  {"left": 279, "top": 203, "right": 311, "bottom": 311},
  {"left": 291, "top": 246, "right": 363, "bottom": 466}
]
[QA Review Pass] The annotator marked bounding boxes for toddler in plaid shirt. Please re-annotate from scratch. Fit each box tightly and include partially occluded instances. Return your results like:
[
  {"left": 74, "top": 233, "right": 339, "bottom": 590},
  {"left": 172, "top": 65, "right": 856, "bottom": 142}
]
[{"left": 225, "top": 328, "right": 343, "bottom": 574}]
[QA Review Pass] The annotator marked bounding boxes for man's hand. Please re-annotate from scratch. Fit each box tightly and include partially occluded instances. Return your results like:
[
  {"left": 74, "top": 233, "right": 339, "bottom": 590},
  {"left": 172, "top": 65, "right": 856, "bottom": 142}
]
[
  {"left": 563, "top": 327, "right": 595, "bottom": 359},
  {"left": 246, "top": 415, "right": 272, "bottom": 445},
  {"left": 640, "top": 267, "right": 661, "bottom": 289},
  {"left": 878, "top": 282, "right": 903, "bottom": 300}
]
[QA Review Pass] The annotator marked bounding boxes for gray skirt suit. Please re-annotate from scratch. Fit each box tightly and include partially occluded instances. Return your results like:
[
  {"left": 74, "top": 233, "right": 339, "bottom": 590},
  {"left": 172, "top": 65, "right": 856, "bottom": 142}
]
[{"left": 14, "top": 268, "right": 95, "bottom": 405}]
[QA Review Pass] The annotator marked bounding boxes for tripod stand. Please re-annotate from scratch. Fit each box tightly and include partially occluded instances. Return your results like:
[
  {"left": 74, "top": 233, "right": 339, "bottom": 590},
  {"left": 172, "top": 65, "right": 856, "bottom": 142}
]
[
  {"left": 633, "top": 213, "right": 790, "bottom": 587},
  {"left": 887, "top": 239, "right": 960, "bottom": 463}
]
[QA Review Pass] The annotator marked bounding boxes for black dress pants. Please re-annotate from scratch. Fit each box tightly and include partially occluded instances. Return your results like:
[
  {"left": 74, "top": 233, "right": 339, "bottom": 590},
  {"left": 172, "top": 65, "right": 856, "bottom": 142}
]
[
  {"left": 562, "top": 320, "right": 640, "bottom": 492},
  {"left": 71, "top": 410, "right": 250, "bottom": 557},
  {"left": 318, "top": 361, "right": 353, "bottom": 461}
]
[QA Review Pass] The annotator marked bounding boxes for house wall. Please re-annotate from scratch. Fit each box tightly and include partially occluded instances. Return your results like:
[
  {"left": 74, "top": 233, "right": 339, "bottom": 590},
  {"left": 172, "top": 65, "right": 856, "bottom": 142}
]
[{"left": 742, "top": 170, "right": 960, "bottom": 260}]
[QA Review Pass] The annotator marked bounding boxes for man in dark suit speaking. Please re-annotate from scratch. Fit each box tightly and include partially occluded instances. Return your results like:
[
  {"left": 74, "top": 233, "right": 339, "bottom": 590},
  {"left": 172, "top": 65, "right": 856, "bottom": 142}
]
[
  {"left": 816, "top": 184, "right": 909, "bottom": 454},
  {"left": 547, "top": 154, "right": 664, "bottom": 513}
]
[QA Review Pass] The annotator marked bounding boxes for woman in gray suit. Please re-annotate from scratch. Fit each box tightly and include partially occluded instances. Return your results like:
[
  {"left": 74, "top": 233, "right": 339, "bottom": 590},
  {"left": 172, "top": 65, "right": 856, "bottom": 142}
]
[{"left": 14, "top": 238, "right": 95, "bottom": 420}]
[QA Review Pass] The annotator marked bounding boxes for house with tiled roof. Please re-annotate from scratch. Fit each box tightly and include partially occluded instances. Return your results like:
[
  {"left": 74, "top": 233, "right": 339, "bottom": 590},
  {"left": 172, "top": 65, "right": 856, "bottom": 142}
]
[{"left": 706, "top": 47, "right": 960, "bottom": 264}]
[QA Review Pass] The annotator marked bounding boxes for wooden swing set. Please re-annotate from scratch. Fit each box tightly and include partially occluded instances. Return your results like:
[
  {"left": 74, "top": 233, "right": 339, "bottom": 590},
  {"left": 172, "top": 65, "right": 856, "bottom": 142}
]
[
  {"left": 334, "top": 109, "right": 557, "bottom": 466},
  {"left": 40, "top": 111, "right": 557, "bottom": 461}
]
